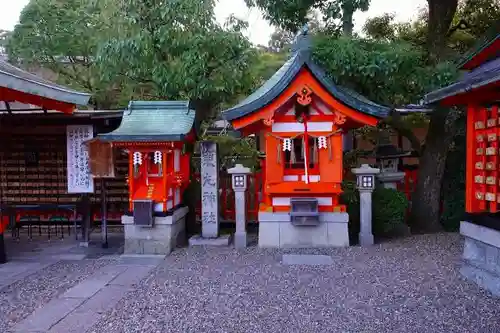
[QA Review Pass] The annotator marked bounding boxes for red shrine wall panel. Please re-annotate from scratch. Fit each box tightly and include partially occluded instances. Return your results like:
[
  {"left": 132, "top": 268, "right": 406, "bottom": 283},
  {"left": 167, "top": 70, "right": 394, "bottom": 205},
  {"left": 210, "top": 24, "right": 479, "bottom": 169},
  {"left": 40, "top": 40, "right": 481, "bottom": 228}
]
[{"left": 466, "top": 105, "right": 500, "bottom": 213}]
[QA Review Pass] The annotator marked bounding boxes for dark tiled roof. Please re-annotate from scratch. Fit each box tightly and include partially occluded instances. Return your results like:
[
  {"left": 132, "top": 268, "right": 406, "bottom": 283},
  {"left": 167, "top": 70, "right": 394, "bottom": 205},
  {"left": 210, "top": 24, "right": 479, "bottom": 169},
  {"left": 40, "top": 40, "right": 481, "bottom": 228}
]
[
  {"left": 0, "top": 60, "right": 90, "bottom": 106},
  {"left": 98, "top": 101, "right": 196, "bottom": 142},
  {"left": 457, "top": 20, "right": 500, "bottom": 69},
  {"left": 222, "top": 37, "right": 390, "bottom": 122},
  {"left": 424, "top": 56, "right": 500, "bottom": 104}
]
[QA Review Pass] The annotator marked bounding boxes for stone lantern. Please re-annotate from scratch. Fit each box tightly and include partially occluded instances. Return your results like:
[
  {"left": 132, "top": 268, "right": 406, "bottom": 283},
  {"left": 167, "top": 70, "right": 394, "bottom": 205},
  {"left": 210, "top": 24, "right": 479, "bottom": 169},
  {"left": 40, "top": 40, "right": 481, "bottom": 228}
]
[{"left": 371, "top": 136, "right": 410, "bottom": 189}]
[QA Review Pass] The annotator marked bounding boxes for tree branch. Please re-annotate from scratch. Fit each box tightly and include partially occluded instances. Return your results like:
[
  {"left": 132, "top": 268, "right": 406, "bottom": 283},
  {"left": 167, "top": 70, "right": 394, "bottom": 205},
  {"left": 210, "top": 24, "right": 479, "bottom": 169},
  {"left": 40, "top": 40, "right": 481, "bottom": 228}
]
[{"left": 383, "top": 109, "right": 423, "bottom": 155}]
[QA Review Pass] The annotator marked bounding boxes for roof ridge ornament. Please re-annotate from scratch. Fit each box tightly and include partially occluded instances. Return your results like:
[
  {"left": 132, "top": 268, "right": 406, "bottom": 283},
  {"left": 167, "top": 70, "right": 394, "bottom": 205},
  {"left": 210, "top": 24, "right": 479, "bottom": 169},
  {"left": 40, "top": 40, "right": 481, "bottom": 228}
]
[{"left": 291, "top": 23, "right": 312, "bottom": 54}]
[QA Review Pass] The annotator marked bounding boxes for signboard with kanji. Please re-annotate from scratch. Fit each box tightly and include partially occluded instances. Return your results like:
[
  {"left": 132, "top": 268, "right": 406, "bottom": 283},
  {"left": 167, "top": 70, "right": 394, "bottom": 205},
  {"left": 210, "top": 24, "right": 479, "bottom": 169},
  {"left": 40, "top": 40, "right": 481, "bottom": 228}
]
[{"left": 66, "top": 125, "right": 94, "bottom": 193}]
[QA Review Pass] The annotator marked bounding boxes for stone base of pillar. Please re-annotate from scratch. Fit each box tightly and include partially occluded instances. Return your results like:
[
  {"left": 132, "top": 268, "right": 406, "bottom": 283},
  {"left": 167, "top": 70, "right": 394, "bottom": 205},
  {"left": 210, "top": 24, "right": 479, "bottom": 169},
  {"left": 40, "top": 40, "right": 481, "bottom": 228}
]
[
  {"left": 258, "top": 212, "right": 349, "bottom": 248},
  {"left": 122, "top": 206, "right": 188, "bottom": 255},
  {"left": 188, "top": 234, "right": 231, "bottom": 247},
  {"left": 234, "top": 232, "right": 247, "bottom": 249},
  {"left": 359, "top": 233, "right": 374, "bottom": 246},
  {"left": 460, "top": 221, "right": 500, "bottom": 297}
]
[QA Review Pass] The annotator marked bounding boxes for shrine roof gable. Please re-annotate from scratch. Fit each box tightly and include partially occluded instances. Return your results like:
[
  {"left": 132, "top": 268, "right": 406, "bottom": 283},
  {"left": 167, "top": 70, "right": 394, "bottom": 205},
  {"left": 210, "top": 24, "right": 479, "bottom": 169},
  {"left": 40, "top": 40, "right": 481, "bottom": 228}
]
[
  {"left": 424, "top": 55, "right": 500, "bottom": 105},
  {"left": 222, "top": 50, "right": 390, "bottom": 122},
  {"left": 98, "top": 100, "right": 196, "bottom": 142},
  {"left": 0, "top": 60, "right": 90, "bottom": 107},
  {"left": 457, "top": 20, "right": 500, "bottom": 70}
]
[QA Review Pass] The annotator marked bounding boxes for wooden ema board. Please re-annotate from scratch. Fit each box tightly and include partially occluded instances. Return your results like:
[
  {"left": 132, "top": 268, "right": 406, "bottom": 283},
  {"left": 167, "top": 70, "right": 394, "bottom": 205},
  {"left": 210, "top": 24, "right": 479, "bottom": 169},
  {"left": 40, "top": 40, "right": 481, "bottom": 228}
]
[
  {"left": 88, "top": 140, "right": 115, "bottom": 178},
  {"left": 467, "top": 105, "right": 500, "bottom": 213},
  {"left": 0, "top": 131, "right": 129, "bottom": 220}
]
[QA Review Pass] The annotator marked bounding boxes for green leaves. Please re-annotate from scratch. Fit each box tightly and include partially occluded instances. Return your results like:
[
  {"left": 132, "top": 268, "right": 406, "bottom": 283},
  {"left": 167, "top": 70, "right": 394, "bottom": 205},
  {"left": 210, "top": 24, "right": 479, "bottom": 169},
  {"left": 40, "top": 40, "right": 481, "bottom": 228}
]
[
  {"left": 97, "top": 0, "right": 258, "bottom": 118},
  {"left": 311, "top": 35, "right": 457, "bottom": 106},
  {"left": 7, "top": 0, "right": 130, "bottom": 108},
  {"left": 246, "top": 0, "right": 371, "bottom": 35}
]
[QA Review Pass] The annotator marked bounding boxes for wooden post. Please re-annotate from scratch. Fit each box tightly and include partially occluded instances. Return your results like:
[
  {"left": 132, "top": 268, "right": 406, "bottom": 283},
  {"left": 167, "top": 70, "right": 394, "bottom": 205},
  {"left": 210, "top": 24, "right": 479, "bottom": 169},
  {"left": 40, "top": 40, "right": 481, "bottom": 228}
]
[
  {"left": 80, "top": 194, "right": 91, "bottom": 247},
  {"left": 0, "top": 209, "right": 6, "bottom": 264},
  {"left": 129, "top": 151, "right": 134, "bottom": 212},
  {"left": 100, "top": 178, "right": 108, "bottom": 248}
]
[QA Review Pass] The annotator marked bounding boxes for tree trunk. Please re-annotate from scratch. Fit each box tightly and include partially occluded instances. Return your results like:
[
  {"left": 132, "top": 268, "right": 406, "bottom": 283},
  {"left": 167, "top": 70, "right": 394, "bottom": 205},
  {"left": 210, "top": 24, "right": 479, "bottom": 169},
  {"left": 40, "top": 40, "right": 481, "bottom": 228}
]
[
  {"left": 410, "top": 107, "right": 460, "bottom": 232},
  {"left": 427, "top": 0, "right": 458, "bottom": 62},
  {"left": 341, "top": 2, "right": 354, "bottom": 36}
]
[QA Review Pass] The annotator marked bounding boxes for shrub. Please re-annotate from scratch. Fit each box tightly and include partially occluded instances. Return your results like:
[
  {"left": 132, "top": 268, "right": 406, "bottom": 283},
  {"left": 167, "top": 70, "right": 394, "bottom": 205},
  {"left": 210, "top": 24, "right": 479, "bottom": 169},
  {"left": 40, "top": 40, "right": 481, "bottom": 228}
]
[
  {"left": 372, "top": 187, "right": 409, "bottom": 236},
  {"left": 341, "top": 181, "right": 409, "bottom": 239}
]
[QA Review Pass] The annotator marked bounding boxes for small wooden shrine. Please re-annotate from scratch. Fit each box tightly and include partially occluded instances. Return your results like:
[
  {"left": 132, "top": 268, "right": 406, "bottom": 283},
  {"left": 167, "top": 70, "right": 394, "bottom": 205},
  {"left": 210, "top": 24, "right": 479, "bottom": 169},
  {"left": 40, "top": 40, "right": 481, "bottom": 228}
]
[
  {"left": 424, "top": 22, "right": 500, "bottom": 295},
  {"left": 99, "top": 101, "right": 194, "bottom": 216},
  {"left": 97, "top": 101, "right": 195, "bottom": 255},
  {"left": 222, "top": 27, "right": 390, "bottom": 247}
]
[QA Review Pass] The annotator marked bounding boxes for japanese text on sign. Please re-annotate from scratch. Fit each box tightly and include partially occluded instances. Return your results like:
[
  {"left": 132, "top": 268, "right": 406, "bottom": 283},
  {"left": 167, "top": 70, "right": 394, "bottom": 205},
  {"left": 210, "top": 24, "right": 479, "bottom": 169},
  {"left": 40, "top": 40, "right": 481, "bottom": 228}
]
[
  {"left": 66, "top": 125, "right": 94, "bottom": 193},
  {"left": 200, "top": 142, "right": 219, "bottom": 237}
]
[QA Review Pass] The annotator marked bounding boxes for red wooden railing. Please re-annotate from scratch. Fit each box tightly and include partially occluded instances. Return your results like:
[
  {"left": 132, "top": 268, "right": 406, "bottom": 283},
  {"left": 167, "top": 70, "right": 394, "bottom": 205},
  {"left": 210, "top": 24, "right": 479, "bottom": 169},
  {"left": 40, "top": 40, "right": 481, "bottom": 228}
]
[
  {"left": 399, "top": 169, "right": 418, "bottom": 202},
  {"left": 194, "top": 171, "right": 263, "bottom": 223}
]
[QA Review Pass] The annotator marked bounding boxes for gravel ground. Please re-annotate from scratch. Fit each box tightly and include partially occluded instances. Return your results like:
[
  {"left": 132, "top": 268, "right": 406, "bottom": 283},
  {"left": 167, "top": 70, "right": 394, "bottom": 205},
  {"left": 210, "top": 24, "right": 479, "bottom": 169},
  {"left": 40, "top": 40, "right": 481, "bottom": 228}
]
[
  {"left": 88, "top": 233, "right": 500, "bottom": 333},
  {"left": 0, "top": 258, "right": 116, "bottom": 332}
]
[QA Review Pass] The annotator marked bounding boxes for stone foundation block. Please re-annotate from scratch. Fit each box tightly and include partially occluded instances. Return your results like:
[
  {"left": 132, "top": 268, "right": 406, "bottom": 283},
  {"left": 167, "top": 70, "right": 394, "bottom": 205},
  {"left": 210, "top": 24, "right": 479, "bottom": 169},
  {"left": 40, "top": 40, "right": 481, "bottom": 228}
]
[
  {"left": 460, "top": 221, "right": 500, "bottom": 297},
  {"left": 258, "top": 212, "right": 349, "bottom": 248},
  {"left": 122, "top": 207, "right": 188, "bottom": 255}
]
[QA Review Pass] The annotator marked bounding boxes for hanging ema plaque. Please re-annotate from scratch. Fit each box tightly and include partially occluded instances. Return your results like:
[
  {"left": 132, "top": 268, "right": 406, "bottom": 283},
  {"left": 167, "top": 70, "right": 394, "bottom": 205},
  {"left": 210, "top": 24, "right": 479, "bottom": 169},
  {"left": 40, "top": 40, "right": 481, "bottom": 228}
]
[{"left": 66, "top": 125, "right": 95, "bottom": 193}]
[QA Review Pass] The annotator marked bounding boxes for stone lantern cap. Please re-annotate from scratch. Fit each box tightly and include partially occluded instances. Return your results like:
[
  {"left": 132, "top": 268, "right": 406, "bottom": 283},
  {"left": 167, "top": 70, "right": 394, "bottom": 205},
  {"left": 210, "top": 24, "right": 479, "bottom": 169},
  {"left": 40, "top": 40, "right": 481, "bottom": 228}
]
[
  {"left": 352, "top": 164, "right": 380, "bottom": 175},
  {"left": 372, "top": 144, "right": 412, "bottom": 159},
  {"left": 228, "top": 164, "right": 251, "bottom": 175}
]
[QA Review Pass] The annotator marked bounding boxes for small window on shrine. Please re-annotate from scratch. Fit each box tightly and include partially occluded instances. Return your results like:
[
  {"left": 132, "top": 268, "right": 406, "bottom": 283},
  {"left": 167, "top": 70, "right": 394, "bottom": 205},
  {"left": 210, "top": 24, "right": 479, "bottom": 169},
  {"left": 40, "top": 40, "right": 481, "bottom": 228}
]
[{"left": 284, "top": 137, "right": 318, "bottom": 169}]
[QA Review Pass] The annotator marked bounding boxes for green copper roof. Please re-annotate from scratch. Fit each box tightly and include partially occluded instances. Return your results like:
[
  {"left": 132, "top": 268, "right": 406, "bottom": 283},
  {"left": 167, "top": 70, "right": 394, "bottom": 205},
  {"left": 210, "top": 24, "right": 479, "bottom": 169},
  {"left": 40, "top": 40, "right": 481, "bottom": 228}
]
[
  {"left": 222, "top": 29, "right": 390, "bottom": 122},
  {"left": 0, "top": 60, "right": 90, "bottom": 106},
  {"left": 98, "top": 101, "right": 196, "bottom": 142}
]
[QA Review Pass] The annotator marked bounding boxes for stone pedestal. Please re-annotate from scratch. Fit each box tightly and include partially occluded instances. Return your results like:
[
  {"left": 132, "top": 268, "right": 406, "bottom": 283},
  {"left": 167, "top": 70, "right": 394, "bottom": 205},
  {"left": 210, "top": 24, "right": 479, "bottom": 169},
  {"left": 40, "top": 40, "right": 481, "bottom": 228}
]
[
  {"left": 352, "top": 164, "right": 379, "bottom": 246},
  {"left": 377, "top": 171, "right": 405, "bottom": 190},
  {"left": 122, "top": 206, "right": 188, "bottom": 255},
  {"left": 460, "top": 221, "right": 500, "bottom": 297},
  {"left": 228, "top": 164, "right": 251, "bottom": 249},
  {"left": 258, "top": 212, "right": 349, "bottom": 248}
]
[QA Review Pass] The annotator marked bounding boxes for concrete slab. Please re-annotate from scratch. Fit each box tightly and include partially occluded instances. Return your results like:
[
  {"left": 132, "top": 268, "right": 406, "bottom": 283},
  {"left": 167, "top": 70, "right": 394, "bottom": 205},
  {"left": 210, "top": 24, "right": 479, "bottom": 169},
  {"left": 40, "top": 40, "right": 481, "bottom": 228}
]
[
  {"left": 282, "top": 254, "right": 333, "bottom": 266},
  {"left": 51, "top": 254, "right": 87, "bottom": 261},
  {"left": 0, "top": 261, "right": 56, "bottom": 290},
  {"left": 48, "top": 286, "right": 132, "bottom": 333},
  {"left": 117, "top": 255, "right": 165, "bottom": 266},
  {"left": 188, "top": 234, "right": 231, "bottom": 247},
  {"left": 12, "top": 297, "right": 85, "bottom": 332},
  {"left": 62, "top": 265, "right": 127, "bottom": 299},
  {"left": 109, "top": 265, "right": 154, "bottom": 287}
]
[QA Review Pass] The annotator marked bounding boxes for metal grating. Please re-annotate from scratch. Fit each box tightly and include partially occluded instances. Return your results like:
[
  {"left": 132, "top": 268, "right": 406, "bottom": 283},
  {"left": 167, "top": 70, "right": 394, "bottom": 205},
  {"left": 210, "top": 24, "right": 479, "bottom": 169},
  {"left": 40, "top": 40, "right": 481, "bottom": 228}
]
[
  {"left": 133, "top": 200, "right": 154, "bottom": 227},
  {"left": 290, "top": 198, "right": 320, "bottom": 226}
]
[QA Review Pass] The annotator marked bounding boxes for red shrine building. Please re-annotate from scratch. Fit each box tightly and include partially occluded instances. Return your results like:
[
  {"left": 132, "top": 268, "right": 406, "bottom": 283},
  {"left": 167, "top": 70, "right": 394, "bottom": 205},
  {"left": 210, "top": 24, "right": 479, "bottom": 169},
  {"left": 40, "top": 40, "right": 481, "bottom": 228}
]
[
  {"left": 223, "top": 28, "right": 390, "bottom": 247},
  {"left": 424, "top": 23, "right": 500, "bottom": 296},
  {"left": 97, "top": 101, "right": 196, "bottom": 255}
]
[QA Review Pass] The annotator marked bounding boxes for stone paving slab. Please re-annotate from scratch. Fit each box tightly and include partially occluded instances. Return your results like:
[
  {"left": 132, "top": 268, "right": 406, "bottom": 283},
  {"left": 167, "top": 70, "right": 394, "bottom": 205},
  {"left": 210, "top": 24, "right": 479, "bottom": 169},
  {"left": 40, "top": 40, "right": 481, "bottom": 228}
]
[
  {"left": 116, "top": 255, "right": 165, "bottom": 266},
  {"left": 282, "top": 254, "right": 333, "bottom": 265},
  {"left": 109, "top": 265, "right": 154, "bottom": 287},
  {"left": 62, "top": 265, "right": 127, "bottom": 299},
  {"left": 48, "top": 286, "right": 133, "bottom": 333},
  {"left": 11, "top": 297, "right": 85, "bottom": 332},
  {"left": 10, "top": 253, "right": 160, "bottom": 333},
  {"left": 0, "top": 261, "right": 56, "bottom": 290}
]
